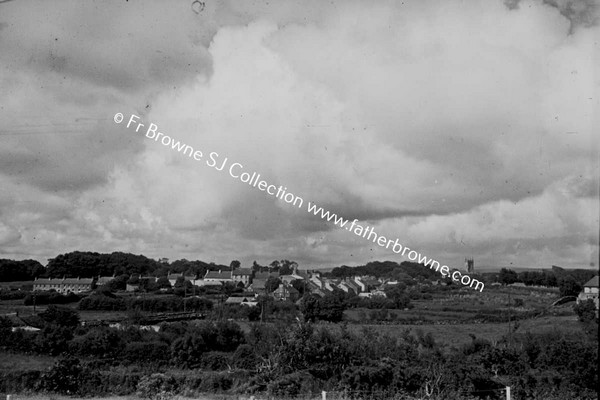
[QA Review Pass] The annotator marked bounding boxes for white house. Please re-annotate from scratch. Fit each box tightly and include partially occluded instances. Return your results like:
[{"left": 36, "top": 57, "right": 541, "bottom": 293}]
[
  {"left": 577, "top": 275, "right": 599, "bottom": 310},
  {"left": 33, "top": 277, "right": 93, "bottom": 294},
  {"left": 204, "top": 270, "right": 233, "bottom": 284},
  {"left": 354, "top": 277, "right": 367, "bottom": 292},
  {"left": 231, "top": 268, "right": 252, "bottom": 286}
]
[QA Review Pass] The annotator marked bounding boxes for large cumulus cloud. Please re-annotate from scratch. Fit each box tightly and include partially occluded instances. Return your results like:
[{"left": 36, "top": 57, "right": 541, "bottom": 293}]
[{"left": 0, "top": 0, "right": 597, "bottom": 269}]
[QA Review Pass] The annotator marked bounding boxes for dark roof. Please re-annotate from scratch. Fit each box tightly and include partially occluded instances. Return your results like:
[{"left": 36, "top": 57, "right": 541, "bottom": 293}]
[
  {"left": 34, "top": 278, "right": 93, "bottom": 285},
  {"left": 205, "top": 271, "right": 231, "bottom": 280},
  {"left": 254, "top": 272, "right": 273, "bottom": 280},
  {"left": 275, "top": 285, "right": 299, "bottom": 294},
  {"left": 34, "top": 278, "right": 61, "bottom": 285},
  {"left": 584, "top": 276, "right": 599, "bottom": 288},
  {"left": 251, "top": 279, "right": 266, "bottom": 289},
  {"left": 63, "top": 278, "right": 93, "bottom": 285},
  {"left": 232, "top": 268, "right": 252, "bottom": 276},
  {"left": 226, "top": 297, "right": 248, "bottom": 303}
]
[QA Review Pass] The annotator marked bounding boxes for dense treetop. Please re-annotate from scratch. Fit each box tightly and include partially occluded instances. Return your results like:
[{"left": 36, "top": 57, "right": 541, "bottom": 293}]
[{"left": 0, "top": 259, "right": 45, "bottom": 281}]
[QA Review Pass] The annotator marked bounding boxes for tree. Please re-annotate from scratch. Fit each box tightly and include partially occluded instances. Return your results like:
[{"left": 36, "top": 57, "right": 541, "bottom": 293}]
[
  {"left": 170, "top": 333, "right": 206, "bottom": 368},
  {"left": 40, "top": 357, "right": 84, "bottom": 394},
  {"left": 300, "top": 295, "right": 320, "bottom": 323},
  {"left": 230, "top": 260, "right": 241, "bottom": 270},
  {"left": 107, "top": 274, "right": 129, "bottom": 291},
  {"left": 0, "top": 259, "right": 44, "bottom": 281},
  {"left": 156, "top": 276, "right": 171, "bottom": 289},
  {"left": 252, "top": 260, "right": 263, "bottom": 273},
  {"left": 498, "top": 268, "right": 518, "bottom": 285},
  {"left": 173, "top": 277, "right": 193, "bottom": 297},
  {"left": 318, "top": 294, "right": 345, "bottom": 322},
  {"left": 558, "top": 276, "right": 582, "bottom": 297},
  {"left": 265, "top": 276, "right": 281, "bottom": 293},
  {"left": 40, "top": 305, "right": 80, "bottom": 327},
  {"left": 384, "top": 284, "right": 411, "bottom": 309},
  {"left": 35, "top": 325, "right": 73, "bottom": 355}
]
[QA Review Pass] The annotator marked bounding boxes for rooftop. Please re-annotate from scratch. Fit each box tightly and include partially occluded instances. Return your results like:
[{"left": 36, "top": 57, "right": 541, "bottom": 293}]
[{"left": 583, "top": 275, "right": 599, "bottom": 288}]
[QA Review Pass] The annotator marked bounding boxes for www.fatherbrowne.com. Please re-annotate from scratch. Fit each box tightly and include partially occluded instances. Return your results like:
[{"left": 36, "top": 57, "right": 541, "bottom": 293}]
[
  {"left": 306, "top": 204, "right": 484, "bottom": 292},
  {"left": 114, "top": 112, "right": 484, "bottom": 292}
]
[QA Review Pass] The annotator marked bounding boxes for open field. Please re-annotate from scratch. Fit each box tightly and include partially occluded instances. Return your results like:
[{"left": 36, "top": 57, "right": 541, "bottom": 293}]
[
  {"left": 331, "top": 314, "right": 582, "bottom": 348},
  {"left": 0, "top": 353, "right": 55, "bottom": 372}
]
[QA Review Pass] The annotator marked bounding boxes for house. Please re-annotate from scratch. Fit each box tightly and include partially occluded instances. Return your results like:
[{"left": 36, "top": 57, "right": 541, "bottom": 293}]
[
  {"left": 231, "top": 268, "right": 252, "bottom": 286},
  {"left": 310, "top": 275, "right": 324, "bottom": 289},
  {"left": 306, "top": 281, "right": 326, "bottom": 297},
  {"left": 204, "top": 270, "right": 233, "bottom": 284},
  {"left": 225, "top": 296, "right": 257, "bottom": 306},
  {"left": 167, "top": 272, "right": 184, "bottom": 287},
  {"left": 362, "top": 277, "right": 382, "bottom": 291},
  {"left": 62, "top": 278, "right": 94, "bottom": 293},
  {"left": 354, "top": 277, "right": 367, "bottom": 292},
  {"left": 2, "top": 313, "right": 41, "bottom": 333},
  {"left": 250, "top": 278, "right": 267, "bottom": 294},
  {"left": 33, "top": 278, "right": 62, "bottom": 292},
  {"left": 96, "top": 276, "right": 114, "bottom": 287},
  {"left": 577, "top": 275, "right": 599, "bottom": 309},
  {"left": 323, "top": 280, "right": 338, "bottom": 292},
  {"left": 280, "top": 264, "right": 310, "bottom": 284},
  {"left": 337, "top": 279, "right": 359, "bottom": 295},
  {"left": 126, "top": 275, "right": 158, "bottom": 292},
  {"left": 273, "top": 283, "right": 300, "bottom": 302},
  {"left": 33, "top": 277, "right": 93, "bottom": 294}
]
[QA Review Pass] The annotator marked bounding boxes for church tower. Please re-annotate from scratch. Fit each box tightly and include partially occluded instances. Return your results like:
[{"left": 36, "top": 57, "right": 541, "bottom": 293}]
[{"left": 465, "top": 257, "right": 474, "bottom": 274}]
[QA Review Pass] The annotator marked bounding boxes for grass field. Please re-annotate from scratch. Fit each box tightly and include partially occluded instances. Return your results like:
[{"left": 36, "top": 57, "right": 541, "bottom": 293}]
[
  {"left": 330, "top": 313, "right": 581, "bottom": 348},
  {"left": 0, "top": 352, "right": 55, "bottom": 372}
]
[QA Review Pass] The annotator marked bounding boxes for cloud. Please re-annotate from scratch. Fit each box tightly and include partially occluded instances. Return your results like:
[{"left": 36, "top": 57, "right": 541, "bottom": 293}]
[{"left": 0, "top": 0, "right": 597, "bottom": 269}]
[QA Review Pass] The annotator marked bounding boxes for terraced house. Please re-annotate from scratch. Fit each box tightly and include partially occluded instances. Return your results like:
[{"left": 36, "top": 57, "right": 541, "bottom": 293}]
[{"left": 33, "top": 277, "right": 93, "bottom": 294}]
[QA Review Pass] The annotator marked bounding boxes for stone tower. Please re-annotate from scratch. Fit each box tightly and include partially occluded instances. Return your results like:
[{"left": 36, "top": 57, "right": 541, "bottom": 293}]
[{"left": 465, "top": 257, "right": 474, "bottom": 274}]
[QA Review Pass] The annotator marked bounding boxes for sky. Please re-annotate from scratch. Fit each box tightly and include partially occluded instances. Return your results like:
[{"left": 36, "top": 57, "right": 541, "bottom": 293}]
[{"left": 0, "top": 0, "right": 598, "bottom": 271}]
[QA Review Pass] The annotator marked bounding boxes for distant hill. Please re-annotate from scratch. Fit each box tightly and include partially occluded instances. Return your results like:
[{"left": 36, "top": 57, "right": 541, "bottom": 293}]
[{"left": 475, "top": 265, "right": 597, "bottom": 273}]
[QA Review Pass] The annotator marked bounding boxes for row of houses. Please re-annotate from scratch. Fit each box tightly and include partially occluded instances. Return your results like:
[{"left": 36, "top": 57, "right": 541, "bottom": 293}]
[
  {"left": 31, "top": 266, "right": 393, "bottom": 300},
  {"left": 33, "top": 277, "right": 94, "bottom": 294}
]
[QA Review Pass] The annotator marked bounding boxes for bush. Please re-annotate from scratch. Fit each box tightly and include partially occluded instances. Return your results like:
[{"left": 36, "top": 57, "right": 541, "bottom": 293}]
[
  {"left": 39, "top": 305, "right": 80, "bottom": 327},
  {"left": 574, "top": 299, "right": 597, "bottom": 323},
  {"left": 200, "top": 351, "right": 231, "bottom": 371},
  {"left": 39, "top": 357, "right": 98, "bottom": 395},
  {"left": 137, "top": 373, "right": 178, "bottom": 399},
  {"left": 69, "top": 327, "right": 124, "bottom": 358},
  {"left": 124, "top": 341, "right": 170, "bottom": 363},
  {"left": 79, "top": 294, "right": 126, "bottom": 311},
  {"left": 24, "top": 291, "right": 81, "bottom": 306},
  {"left": 232, "top": 344, "right": 259, "bottom": 370}
]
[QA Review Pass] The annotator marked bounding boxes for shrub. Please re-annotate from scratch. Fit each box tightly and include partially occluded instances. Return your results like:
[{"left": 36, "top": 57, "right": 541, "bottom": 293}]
[
  {"left": 39, "top": 357, "right": 92, "bottom": 394},
  {"left": 136, "top": 373, "right": 178, "bottom": 399},
  {"left": 78, "top": 294, "right": 126, "bottom": 311},
  {"left": 24, "top": 291, "right": 81, "bottom": 306},
  {"left": 232, "top": 344, "right": 259, "bottom": 370},
  {"left": 124, "top": 341, "right": 170, "bottom": 363},
  {"left": 200, "top": 351, "right": 231, "bottom": 371},
  {"left": 69, "top": 327, "right": 124, "bottom": 358},
  {"left": 39, "top": 305, "right": 80, "bottom": 327},
  {"left": 573, "top": 299, "right": 597, "bottom": 323}
]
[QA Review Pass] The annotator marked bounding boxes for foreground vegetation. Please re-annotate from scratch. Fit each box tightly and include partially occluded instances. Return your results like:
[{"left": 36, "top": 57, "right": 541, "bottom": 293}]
[{"left": 1, "top": 297, "right": 597, "bottom": 400}]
